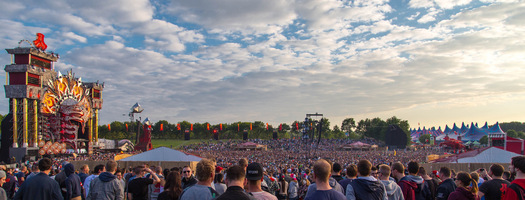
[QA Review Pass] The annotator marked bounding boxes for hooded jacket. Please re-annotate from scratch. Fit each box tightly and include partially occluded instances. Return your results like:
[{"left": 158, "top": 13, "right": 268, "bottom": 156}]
[
  {"left": 502, "top": 179, "right": 525, "bottom": 200},
  {"left": 347, "top": 177, "right": 386, "bottom": 200},
  {"left": 86, "top": 172, "right": 124, "bottom": 200},
  {"left": 381, "top": 180, "right": 404, "bottom": 200},
  {"left": 64, "top": 163, "right": 82, "bottom": 200},
  {"left": 398, "top": 175, "right": 431, "bottom": 200},
  {"left": 447, "top": 187, "right": 476, "bottom": 200}
]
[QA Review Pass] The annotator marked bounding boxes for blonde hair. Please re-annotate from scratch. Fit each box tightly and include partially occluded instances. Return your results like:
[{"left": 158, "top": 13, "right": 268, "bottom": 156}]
[{"left": 196, "top": 159, "right": 215, "bottom": 181}]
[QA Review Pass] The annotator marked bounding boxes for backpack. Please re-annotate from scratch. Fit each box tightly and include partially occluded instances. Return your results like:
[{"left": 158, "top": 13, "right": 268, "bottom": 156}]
[{"left": 508, "top": 183, "right": 525, "bottom": 200}]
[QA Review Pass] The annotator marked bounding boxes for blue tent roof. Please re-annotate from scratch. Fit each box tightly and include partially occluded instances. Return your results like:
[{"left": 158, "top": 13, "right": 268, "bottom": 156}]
[
  {"left": 481, "top": 122, "right": 489, "bottom": 130},
  {"left": 120, "top": 147, "right": 202, "bottom": 162},
  {"left": 460, "top": 122, "right": 469, "bottom": 133},
  {"left": 462, "top": 122, "right": 488, "bottom": 141},
  {"left": 444, "top": 125, "right": 452, "bottom": 134},
  {"left": 452, "top": 123, "right": 461, "bottom": 134},
  {"left": 489, "top": 122, "right": 505, "bottom": 134}
]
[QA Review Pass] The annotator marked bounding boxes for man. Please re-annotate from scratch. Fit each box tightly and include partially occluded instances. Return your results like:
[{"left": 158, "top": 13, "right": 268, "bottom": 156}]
[
  {"left": 13, "top": 158, "right": 63, "bottom": 200},
  {"left": 87, "top": 160, "right": 124, "bottom": 200},
  {"left": 64, "top": 163, "right": 82, "bottom": 200},
  {"left": 181, "top": 166, "right": 197, "bottom": 189},
  {"left": 339, "top": 164, "right": 357, "bottom": 195},
  {"left": 15, "top": 166, "right": 28, "bottom": 186},
  {"left": 85, "top": 164, "right": 105, "bottom": 196},
  {"left": 502, "top": 155, "right": 525, "bottom": 200},
  {"left": 371, "top": 166, "right": 379, "bottom": 180},
  {"left": 306, "top": 160, "right": 344, "bottom": 197},
  {"left": 332, "top": 163, "right": 344, "bottom": 182},
  {"left": 304, "top": 159, "right": 345, "bottom": 200},
  {"left": 245, "top": 162, "right": 277, "bottom": 200},
  {"left": 215, "top": 165, "right": 255, "bottom": 200},
  {"left": 127, "top": 166, "right": 160, "bottom": 200},
  {"left": 78, "top": 165, "right": 90, "bottom": 184},
  {"left": 435, "top": 166, "right": 456, "bottom": 200},
  {"left": 26, "top": 164, "right": 39, "bottom": 180},
  {"left": 478, "top": 164, "right": 510, "bottom": 200},
  {"left": 346, "top": 159, "right": 387, "bottom": 200},
  {"left": 3, "top": 167, "right": 17, "bottom": 199},
  {"left": 418, "top": 167, "right": 439, "bottom": 200},
  {"left": 378, "top": 164, "right": 404, "bottom": 200},
  {"left": 180, "top": 159, "right": 219, "bottom": 200},
  {"left": 0, "top": 170, "right": 7, "bottom": 200},
  {"left": 147, "top": 166, "right": 163, "bottom": 200},
  {"left": 239, "top": 158, "right": 249, "bottom": 171},
  {"left": 395, "top": 161, "right": 431, "bottom": 200}
]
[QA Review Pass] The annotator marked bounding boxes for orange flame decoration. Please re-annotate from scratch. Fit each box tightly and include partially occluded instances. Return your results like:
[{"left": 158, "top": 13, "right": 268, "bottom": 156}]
[
  {"left": 33, "top": 33, "right": 48, "bottom": 51},
  {"left": 42, "top": 71, "right": 92, "bottom": 121}
]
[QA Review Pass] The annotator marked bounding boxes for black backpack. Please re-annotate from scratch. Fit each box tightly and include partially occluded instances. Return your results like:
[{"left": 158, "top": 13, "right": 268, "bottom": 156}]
[{"left": 508, "top": 183, "right": 525, "bottom": 200}]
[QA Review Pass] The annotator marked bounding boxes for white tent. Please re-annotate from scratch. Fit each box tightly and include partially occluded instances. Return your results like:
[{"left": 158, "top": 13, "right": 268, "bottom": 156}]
[
  {"left": 435, "top": 147, "right": 520, "bottom": 163},
  {"left": 120, "top": 147, "right": 202, "bottom": 162}
]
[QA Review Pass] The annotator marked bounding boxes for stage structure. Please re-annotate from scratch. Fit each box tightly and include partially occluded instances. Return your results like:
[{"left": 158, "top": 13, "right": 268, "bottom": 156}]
[{"left": 1, "top": 34, "right": 104, "bottom": 163}]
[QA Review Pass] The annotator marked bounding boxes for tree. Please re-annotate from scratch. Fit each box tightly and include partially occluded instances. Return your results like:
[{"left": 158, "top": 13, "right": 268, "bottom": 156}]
[
  {"left": 507, "top": 129, "right": 518, "bottom": 138},
  {"left": 341, "top": 118, "right": 356, "bottom": 133},
  {"left": 419, "top": 134, "right": 431, "bottom": 144},
  {"left": 480, "top": 135, "right": 488, "bottom": 145}
]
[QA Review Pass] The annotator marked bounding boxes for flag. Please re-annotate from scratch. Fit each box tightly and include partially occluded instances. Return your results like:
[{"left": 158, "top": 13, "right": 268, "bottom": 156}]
[
  {"left": 125, "top": 124, "right": 128, "bottom": 132},
  {"left": 177, "top": 124, "right": 181, "bottom": 131},
  {"left": 238, "top": 123, "right": 240, "bottom": 132},
  {"left": 394, "top": 150, "right": 396, "bottom": 156},
  {"left": 296, "top": 123, "right": 299, "bottom": 130},
  {"left": 190, "top": 124, "right": 193, "bottom": 131},
  {"left": 279, "top": 124, "right": 282, "bottom": 131},
  {"left": 107, "top": 124, "right": 111, "bottom": 131},
  {"left": 220, "top": 123, "right": 223, "bottom": 131},
  {"left": 250, "top": 123, "right": 252, "bottom": 130},
  {"left": 160, "top": 124, "right": 164, "bottom": 131},
  {"left": 207, "top": 123, "right": 210, "bottom": 131},
  {"left": 266, "top": 123, "right": 269, "bottom": 130}
]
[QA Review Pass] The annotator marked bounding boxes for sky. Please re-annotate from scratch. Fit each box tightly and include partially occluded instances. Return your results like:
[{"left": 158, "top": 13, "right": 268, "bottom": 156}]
[{"left": 0, "top": 0, "right": 524, "bottom": 130}]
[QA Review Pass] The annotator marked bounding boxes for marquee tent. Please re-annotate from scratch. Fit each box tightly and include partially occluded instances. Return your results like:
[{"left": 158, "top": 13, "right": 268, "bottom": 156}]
[
  {"left": 119, "top": 147, "right": 202, "bottom": 162},
  {"left": 431, "top": 147, "right": 520, "bottom": 163}
]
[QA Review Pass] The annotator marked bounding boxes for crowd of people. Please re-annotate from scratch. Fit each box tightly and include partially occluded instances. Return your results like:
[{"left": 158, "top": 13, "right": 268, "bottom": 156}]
[{"left": 0, "top": 138, "right": 523, "bottom": 200}]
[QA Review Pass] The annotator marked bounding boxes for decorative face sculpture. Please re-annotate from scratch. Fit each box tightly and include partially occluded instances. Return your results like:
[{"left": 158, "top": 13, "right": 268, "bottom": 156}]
[{"left": 42, "top": 72, "right": 92, "bottom": 150}]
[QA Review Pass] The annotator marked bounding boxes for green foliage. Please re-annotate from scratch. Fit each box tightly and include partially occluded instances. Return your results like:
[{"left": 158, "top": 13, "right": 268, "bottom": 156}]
[
  {"left": 499, "top": 122, "right": 525, "bottom": 132},
  {"left": 507, "top": 130, "right": 517, "bottom": 138},
  {"left": 480, "top": 135, "right": 488, "bottom": 145},
  {"left": 419, "top": 134, "right": 431, "bottom": 144},
  {"left": 356, "top": 116, "right": 410, "bottom": 144}
]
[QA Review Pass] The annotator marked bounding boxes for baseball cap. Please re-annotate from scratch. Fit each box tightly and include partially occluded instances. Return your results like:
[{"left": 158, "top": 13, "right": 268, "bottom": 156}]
[
  {"left": 246, "top": 162, "right": 263, "bottom": 181},
  {"left": 0, "top": 170, "right": 5, "bottom": 178}
]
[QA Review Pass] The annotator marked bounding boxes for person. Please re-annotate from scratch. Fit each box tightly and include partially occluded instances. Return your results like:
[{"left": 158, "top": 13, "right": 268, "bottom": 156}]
[
  {"left": 346, "top": 159, "right": 386, "bottom": 200},
  {"left": 181, "top": 166, "right": 197, "bottom": 189},
  {"left": 115, "top": 169, "right": 126, "bottom": 187},
  {"left": 13, "top": 158, "right": 63, "bottom": 200},
  {"left": 244, "top": 162, "right": 277, "bottom": 200},
  {"left": 371, "top": 166, "right": 379, "bottom": 180},
  {"left": 418, "top": 167, "right": 439, "bottom": 200},
  {"left": 180, "top": 159, "right": 219, "bottom": 200},
  {"left": 85, "top": 164, "right": 105, "bottom": 196},
  {"left": 15, "top": 166, "right": 28, "bottom": 187},
  {"left": 86, "top": 160, "right": 124, "bottom": 200},
  {"left": 26, "top": 164, "right": 39, "bottom": 180},
  {"left": 55, "top": 161, "right": 69, "bottom": 199},
  {"left": 304, "top": 159, "right": 345, "bottom": 200},
  {"left": 277, "top": 176, "right": 288, "bottom": 200},
  {"left": 306, "top": 160, "right": 344, "bottom": 197},
  {"left": 435, "top": 167, "right": 456, "bottom": 200},
  {"left": 502, "top": 155, "right": 525, "bottom": 200},
  {"left": 147, "top": 166, "right": 164, "bottom": 200},
  {"left": 502, "top": 171, "right": 511, "bottom": 182},
  {"left": 378, "top": 164, "right": 404, "bottom": 200},
  {"left": 127, "top": 166, "right": 160, "bottom": 200},
  {"left": 64, "top": 163, "right": 83, "bottom": 200},
  {"left": 448, "top": 172, "right": 478, "bottom": 200},
  {"left": 79, "top": 165, "right": 90, "bottom": 184},
  {"left": 3, "top": 167, "right": 17, "bottom": 199},
  {"left": 214, "top": 173, "right": 227, "bottom": 195},
  {"left": 0, "top": 170, "right": 8, "bottom": 200},
  {"left": 478, "top": 164, "right": 509, "bottom": 200},
  {"left": 395, "top": 161, "right": 431, "bottom": 200},
  {"left": 239, "top": 158, "right": 249, "bottom": 171},
  {"left": 157, "top": 171, "right": 182, "bottom": 200},
  {"left": 339, "top": 164, "right": 357, "bottom": 195},
  {"left": 288, "top": 178, "right": 299, "bottom": 200},
  {"left": 215, "top": 165, "right": 255, "bottom": 200},
  {"left": 332, "top": 163, "right": 344, "bottom": 182}
]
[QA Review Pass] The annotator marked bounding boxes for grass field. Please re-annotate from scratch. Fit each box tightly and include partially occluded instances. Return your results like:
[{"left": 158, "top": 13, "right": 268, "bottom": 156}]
[{"left": 151, "top": 139, "right": 223, "bottom": 149}]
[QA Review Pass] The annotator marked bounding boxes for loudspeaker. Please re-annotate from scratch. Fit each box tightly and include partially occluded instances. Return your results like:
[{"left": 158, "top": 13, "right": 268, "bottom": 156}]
[
  {"left": 184, "top": 130, "right": 190, "bottom": 140},
  {"left": 243, "top": 130, "right": 248, "bottom": 140},
  {"left": 273, "top": 130, "right": 278, "bottom": 140},
  {"left": 213, "top": 130, "right": 219, "bottom": 140},
  {"left": 385, "top": 124, "right": 408, "bottom": 149}
]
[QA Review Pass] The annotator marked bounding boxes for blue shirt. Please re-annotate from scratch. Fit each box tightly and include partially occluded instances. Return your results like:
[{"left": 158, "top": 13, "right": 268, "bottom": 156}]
[{"left": 305, "top": 189, "right": 345, "bottom": 200}]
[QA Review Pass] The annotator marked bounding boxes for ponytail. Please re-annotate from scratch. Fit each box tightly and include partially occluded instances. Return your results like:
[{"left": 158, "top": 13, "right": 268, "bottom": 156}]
[{"left": 469, "top": 175, "right": 478, "bottom": 194}]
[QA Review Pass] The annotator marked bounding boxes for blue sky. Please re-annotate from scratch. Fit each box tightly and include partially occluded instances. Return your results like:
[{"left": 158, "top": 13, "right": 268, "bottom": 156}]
[{"left": 1, "top": 0, "right": 524, "bottom": 130}]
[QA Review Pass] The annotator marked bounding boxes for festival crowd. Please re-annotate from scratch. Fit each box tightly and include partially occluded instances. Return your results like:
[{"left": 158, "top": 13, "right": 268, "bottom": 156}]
[{"left": 0, "top": 138, "right": 524, "bottom": 200}]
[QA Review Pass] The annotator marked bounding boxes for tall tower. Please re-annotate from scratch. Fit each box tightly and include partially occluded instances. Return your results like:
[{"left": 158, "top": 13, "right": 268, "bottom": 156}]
[{"left": 2, "top": 34, "right": 104, "bottom": 163}]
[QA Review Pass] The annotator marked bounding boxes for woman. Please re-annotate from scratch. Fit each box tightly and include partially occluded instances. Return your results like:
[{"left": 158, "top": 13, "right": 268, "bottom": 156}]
[
  {"left": 157, "top": 171, "right": 182, "bottom": 200},
  {"left": 448, "top": 172, "right": 479, "bottom": 200},
  {"left": 277, "top": 176, "right": 288, "bottom": 200},
  {"left": 288, "top": 177, "right": 298, "bottom": 200}
]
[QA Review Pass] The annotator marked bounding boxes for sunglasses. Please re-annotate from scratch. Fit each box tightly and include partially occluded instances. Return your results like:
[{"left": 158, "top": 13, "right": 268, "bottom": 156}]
[{"left": 183, "top": 171, "right": 191, "bottom": 173}]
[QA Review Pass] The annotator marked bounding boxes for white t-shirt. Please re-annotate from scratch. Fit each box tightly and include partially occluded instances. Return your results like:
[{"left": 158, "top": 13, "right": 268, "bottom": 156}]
[{"left": 251, "top": 191, "right": 278, "bottom": 200}]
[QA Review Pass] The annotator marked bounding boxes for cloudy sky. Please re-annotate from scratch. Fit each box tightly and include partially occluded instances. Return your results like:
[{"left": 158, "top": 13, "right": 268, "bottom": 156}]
[{"left": 1, "top": 0, "right": 524, "bottom": 130}]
